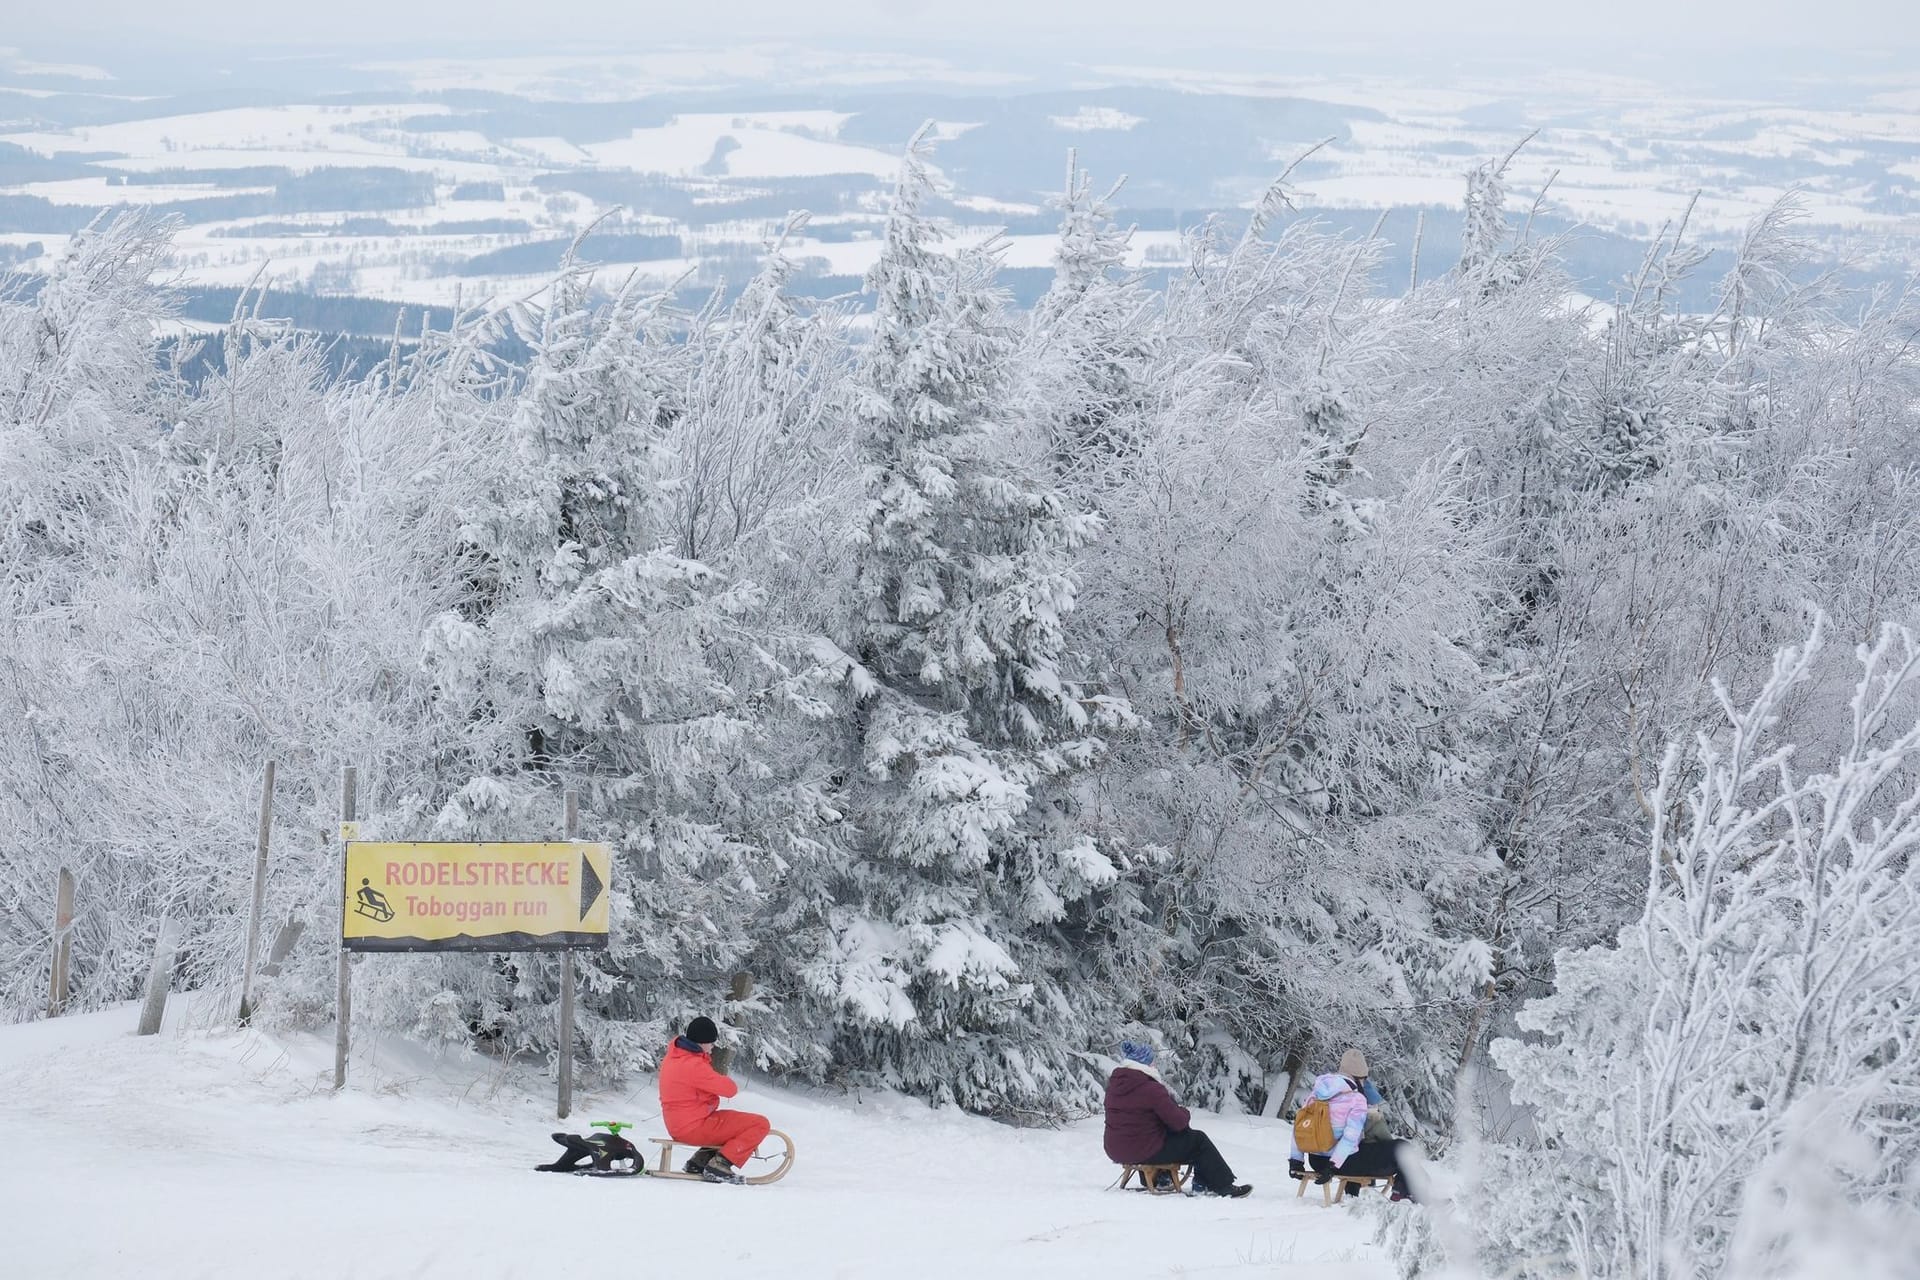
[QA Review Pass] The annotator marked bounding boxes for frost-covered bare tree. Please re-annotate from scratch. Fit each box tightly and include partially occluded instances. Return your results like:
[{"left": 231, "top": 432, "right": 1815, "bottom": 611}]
[
  {"left": 0, "top": 240, "right": 495, "bottom": 1023},
  {"left": 1057, "top": 176, "right": 1511, "bottom": 1118},
  {"left": 1444, "top": 622, "right": 1920, "bottom": 1279},
  {"left": 0, "top": 212, "right": 185, "bottom": 598},
  {"left": 1340, "top": 173, "right": 1920, "bottom": 1145},
  {"left": 668, "top": 214, "right": 853, "bottom": 572}
]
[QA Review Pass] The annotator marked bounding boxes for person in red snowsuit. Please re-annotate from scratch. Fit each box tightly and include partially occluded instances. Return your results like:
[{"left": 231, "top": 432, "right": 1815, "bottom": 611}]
[{"left": 658, "top": 1016, "right": 770, "bottom": 1180}]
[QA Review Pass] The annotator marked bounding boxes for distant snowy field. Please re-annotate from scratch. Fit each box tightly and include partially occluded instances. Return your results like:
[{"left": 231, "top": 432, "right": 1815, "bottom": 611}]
[
  {"left": 0, "top": 1004, "right": 1391, "bottom": 1279},
  {"left": 2, "top": 45, "right": 1917, "bottom": 314}
]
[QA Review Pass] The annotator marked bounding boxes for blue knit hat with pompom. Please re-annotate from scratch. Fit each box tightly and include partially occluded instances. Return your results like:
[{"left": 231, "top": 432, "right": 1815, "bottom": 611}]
[{"left": 1121, "top": 1040, "right": 1155, "bottom": 1065}]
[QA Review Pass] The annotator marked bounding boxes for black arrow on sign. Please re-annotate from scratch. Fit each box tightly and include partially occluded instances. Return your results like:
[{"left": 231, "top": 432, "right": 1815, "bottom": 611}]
[{"left": 578, "top": 853, "right": 604, "bottom": 922}]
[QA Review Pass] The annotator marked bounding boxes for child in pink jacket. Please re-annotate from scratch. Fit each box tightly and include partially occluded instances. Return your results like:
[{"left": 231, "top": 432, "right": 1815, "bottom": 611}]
[{"left": 1288, "top": 1048, "right": 1416, "bottom": 1201}]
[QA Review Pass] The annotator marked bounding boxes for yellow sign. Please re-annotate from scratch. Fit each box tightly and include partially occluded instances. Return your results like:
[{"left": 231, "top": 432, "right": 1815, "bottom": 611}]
[{"left": 342, "top": 842, "right": 611, "bottom": 952}]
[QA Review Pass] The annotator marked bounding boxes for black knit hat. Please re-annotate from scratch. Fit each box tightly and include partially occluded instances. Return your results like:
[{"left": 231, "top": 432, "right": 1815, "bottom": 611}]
[{"left": 686, "top": 1016, "right": 719, "bottom": 1045}]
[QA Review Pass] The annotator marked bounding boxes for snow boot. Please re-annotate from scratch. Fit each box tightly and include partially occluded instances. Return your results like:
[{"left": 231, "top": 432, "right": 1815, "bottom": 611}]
[
  {"left": 1223, "top": 1183, "right": 1253, "bottom": 1199},
  {"left": 683, "top": 1147, "right": 720, "bottom": 1176},
  {"left": 699, "top": 1153, "right": 743, "bottom": 1184}
]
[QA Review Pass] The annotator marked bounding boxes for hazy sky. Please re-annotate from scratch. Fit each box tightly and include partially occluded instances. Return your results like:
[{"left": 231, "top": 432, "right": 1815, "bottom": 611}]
[{"left": 11, "top": 0, "right": 1917, "bottom": 59}]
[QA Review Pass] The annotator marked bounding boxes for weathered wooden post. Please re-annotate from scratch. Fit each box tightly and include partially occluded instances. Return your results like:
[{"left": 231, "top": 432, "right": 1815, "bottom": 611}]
[
  {"left": 1262, "top": 1051, "right": 1302, "bottom": 1120},
  {"left": 1279, "top": 1053, "right": 1305, "bottom": 1120},
  {"left": 47, "top": 867, "right": 74, "bottom": 1017},
  {"left": 333, "top": 767, "right": 356, "bottom": 1090},
  {"left": 557, "top": 788, "right": 579, "bottom": 1120},
  {"left": 238, "top": 760, "right": 277, "bottom": 1024},
  {"left": 711, "top": 972, "right": 754, "bottom": 1076},
  {"left": 261, "top": 917, "right": 304, "bottom": 978},
  {"left": 136, "top": 918, "right": 180, "bottom": 1036}
]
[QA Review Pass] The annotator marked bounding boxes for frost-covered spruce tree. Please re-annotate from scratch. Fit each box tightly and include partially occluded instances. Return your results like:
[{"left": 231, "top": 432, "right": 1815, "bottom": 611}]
[
  {"left": 1456, "top": 139, "right": 1544, "bottom": 299},
  {"left": 422, "top": 254, "right": 798, "bottom": 1073},
  {"left": 1026, "top": 152, "right": 1152, "bottom": 489},
  {"left": 814, "top": 130, "right": 1133, "bottom": 1115}
]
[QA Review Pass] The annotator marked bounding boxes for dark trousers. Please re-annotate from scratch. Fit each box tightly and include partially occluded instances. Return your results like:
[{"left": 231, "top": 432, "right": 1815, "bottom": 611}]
[
  {"left": 1310, "top": 1140, "right": 1414, "bottom": 1201},
  {"left": 1146, "top": 1128, "right": 1237, "bottom": 1192}
]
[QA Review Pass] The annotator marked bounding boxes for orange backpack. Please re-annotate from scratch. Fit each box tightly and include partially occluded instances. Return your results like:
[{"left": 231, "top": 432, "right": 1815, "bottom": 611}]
[{"left": 1293, "top": 1096, "right": 1335, "bottom": 1153}]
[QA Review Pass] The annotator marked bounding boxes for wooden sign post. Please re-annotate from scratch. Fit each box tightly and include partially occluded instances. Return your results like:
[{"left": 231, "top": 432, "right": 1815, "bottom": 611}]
[
  {"left": 334, "top": 766, "right": 356, "bottom": 1090},
  {"left": 558, "top": 788, "right": 579, "bottom": 1120},
  {"left": 239, "top": 760, "right": 277, "bottom": 1025}
]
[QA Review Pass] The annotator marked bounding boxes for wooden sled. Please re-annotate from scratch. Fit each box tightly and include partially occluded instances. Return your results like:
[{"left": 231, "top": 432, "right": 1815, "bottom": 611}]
[
  {"left": 646, "top": 1129, "right": 796, "bottom": 1186},
  {"left": 1117, "top": 1162, "right": 1191, "bottom": 1195},
  {"left": 1292, "top": 1166, "right": 1386, "bottom": 1205}
]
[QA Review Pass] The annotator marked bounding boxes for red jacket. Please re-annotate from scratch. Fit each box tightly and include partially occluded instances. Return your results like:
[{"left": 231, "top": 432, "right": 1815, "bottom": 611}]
[
  {"left": 1103, "top": 1065, "right": 1190, "bottom": 1163},
  {"left": 659, "top": 1038, "right": 738, "bottom": 1133}
]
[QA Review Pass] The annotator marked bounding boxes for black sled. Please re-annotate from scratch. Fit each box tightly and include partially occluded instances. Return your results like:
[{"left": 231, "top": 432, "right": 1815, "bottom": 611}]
[{"left": 536, "top": 1121, "right": 645, "bottom": 1177}]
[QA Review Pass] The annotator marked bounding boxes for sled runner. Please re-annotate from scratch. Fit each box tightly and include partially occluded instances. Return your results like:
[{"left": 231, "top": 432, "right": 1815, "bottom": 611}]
[
  {"left": 1291, "top": 1165, "right": 1386, "bottom": 1206},
  {"left": 1117, "top": 1162, "right": 1191, "bottom": 1195},
  {"left": 647, "top": 1128, "right": 796, "bottom": 1185}
]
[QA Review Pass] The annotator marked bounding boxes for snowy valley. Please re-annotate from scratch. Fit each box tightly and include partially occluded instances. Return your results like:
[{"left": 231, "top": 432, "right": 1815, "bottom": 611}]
[{"left": 3, "top": 42, "right": 1918, "bottom": 339}]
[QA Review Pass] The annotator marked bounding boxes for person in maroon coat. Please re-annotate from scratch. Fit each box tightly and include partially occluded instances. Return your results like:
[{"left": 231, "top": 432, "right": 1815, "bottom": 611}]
[{"left": 1103, "top": 1041, "right": 1251, "bottom": 1197}]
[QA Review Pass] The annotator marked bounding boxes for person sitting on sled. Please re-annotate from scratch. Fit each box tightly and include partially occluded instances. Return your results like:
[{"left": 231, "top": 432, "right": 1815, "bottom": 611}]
[
  {"left": 1103, "top": 1040, "right": 1252, "bottom": 1198},
  {"left": 1288, "top": 1048, "right": 1416, "bottom": 1202},
  {"left": 659, "top": 1016, "right": 770, "bottom": 1182}
]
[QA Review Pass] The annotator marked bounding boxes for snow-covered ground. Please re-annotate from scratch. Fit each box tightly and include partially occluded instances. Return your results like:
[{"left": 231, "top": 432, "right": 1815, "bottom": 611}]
[{"left": 0, "top": 1004, "right": 1394, "bottom": 1279}]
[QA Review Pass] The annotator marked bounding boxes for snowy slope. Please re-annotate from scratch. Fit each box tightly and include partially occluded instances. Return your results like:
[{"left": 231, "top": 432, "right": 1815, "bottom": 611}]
[{"left": 0, "top": 1005, "right": 1394, "bottom": 1279}]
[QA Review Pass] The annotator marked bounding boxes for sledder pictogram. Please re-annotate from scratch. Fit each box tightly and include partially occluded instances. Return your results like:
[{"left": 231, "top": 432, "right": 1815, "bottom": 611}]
[{"left": 352, "top": 878, "right": 394, "bottom": 923}]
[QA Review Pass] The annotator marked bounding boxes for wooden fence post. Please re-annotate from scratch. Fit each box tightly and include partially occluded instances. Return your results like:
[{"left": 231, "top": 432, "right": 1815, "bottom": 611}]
[
  {"left": 262, "top": 917, "right": 304, "bottom": 978},
  {"left": 334, "top": 767, "right": 356, "bottom": 1090},
  {"left": 557, "top": 788, "right": 579, "bottom": 1120},
  {"left": 47, "top": 867, "right": 74, "bottom": 1017},
  {"left": 1261, "top": 1055, "right": 1297, "bottom": 1119},
  {"left": 239, "top": 760, "right": 277, "bottom": 1024},
  {"left": 711, "top": 972, "right": 754, "bottom": 1075},
  {"left": 1277, "top": 1053, "right": 1305, "bottom": 1120},
  {"left": 136, "top": 918, "right": 180, "bottom": 1036}
]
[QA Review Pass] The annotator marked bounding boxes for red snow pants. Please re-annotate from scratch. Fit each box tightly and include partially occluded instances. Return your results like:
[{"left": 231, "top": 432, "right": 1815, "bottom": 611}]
[{"left": 671, "top": 1109, "right": 771, "bottom": 1166}]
